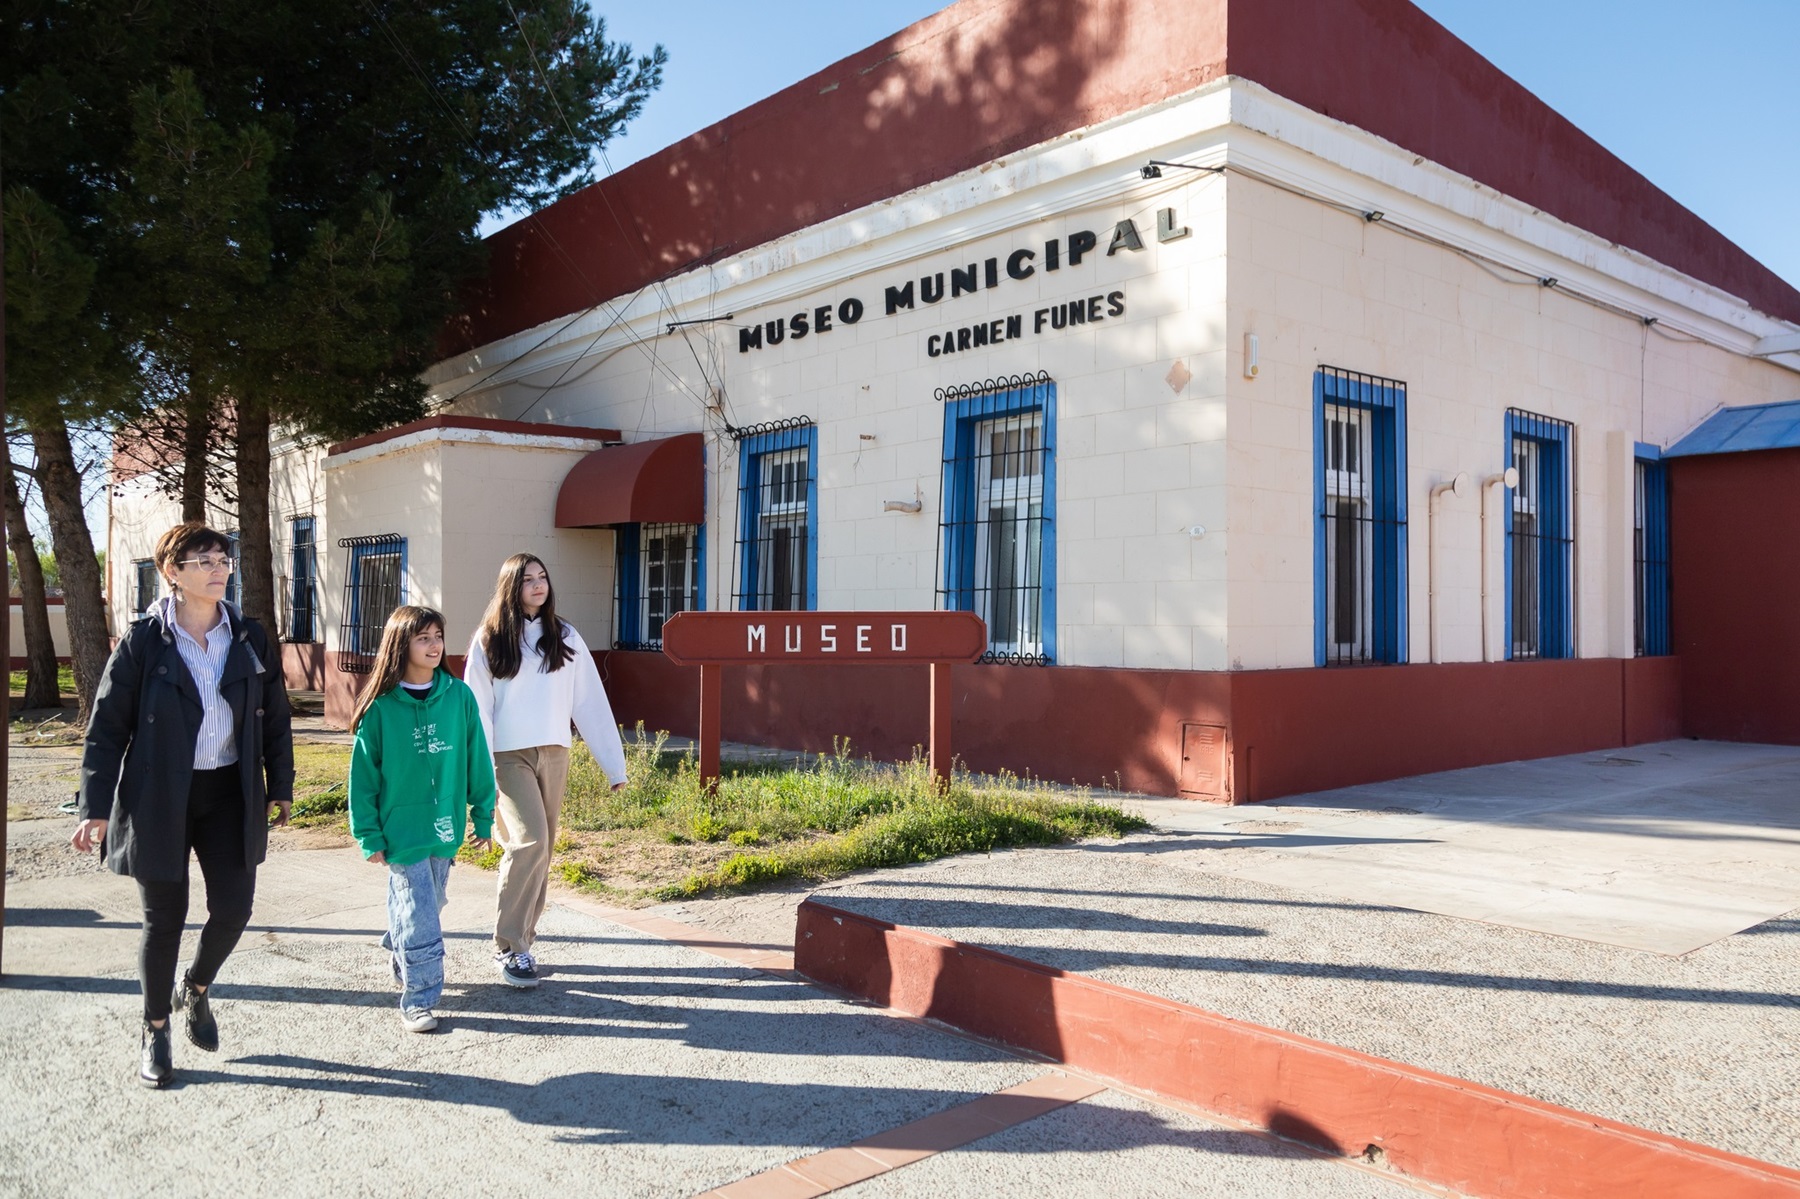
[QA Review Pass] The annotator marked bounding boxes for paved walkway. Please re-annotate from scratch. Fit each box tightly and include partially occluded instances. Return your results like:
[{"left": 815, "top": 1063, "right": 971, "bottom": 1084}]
[
  {"left": 0, "top": 763, "right": 1430, "bottom": 1198},
  {"left": 8, "top": 737, "right": 1796, "bottom": 1192},
  {"left": 699, "top": 740, "right": 1796, "bottom": 1171}
]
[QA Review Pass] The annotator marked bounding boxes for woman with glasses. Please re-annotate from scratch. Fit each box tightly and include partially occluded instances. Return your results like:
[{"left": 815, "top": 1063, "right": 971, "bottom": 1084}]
[{"left": 73, "top": 522, "right": 294, "bottom": 1088}]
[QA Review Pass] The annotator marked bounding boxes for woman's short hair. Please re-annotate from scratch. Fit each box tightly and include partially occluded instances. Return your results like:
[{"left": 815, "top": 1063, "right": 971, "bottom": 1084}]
[{"left": 153, "top": 522, "right": 232, "bottom": 579}]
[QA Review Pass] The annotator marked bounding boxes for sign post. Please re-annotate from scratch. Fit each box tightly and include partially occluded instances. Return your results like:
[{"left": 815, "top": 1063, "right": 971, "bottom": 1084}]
[{"left": 661, "top": 611, "right": 987, "bottom": 787}]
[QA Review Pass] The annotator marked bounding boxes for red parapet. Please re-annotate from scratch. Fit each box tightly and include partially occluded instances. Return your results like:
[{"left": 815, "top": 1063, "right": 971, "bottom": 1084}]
[{"left": 661, "top": 611, "right": 986, "bottom": 667}]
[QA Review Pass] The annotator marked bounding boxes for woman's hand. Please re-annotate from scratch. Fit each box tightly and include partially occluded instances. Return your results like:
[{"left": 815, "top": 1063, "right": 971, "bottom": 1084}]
[
  {"left": 267, "top": 801, "right": 291, "bottom": 827},
  {"left": 71, "top": 819, "right": 108, "bottom": 853},
  {"left": 468, "top": 837, "right": 492, "bottom": 853},
  {"left": 367, "top": 850, "right": 387, "bottom": 865}
]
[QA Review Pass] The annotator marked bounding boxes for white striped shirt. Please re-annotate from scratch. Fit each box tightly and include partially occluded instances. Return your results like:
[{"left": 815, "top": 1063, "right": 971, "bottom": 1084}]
[{"left": 160, "top": 597, "right": 239, "bottom": 770}]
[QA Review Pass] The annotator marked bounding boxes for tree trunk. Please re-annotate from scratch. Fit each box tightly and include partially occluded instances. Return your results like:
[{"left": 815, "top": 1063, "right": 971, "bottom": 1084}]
[
  {"left": 181, "top": 386, "right": 211, "bottom": 522},
  {"left": 2, "top": 441, "right": 62, "bottom": 709},
  {"left": 28, "top": 416, "right": 109, "bottom": 723},
  {"left": 234, "top": 391, "right": 277, "bottom": 635}
]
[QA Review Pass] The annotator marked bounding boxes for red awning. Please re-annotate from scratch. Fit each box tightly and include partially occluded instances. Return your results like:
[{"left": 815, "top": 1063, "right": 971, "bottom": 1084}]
[{"left": 554, "top": 433, "right": 704, "bottom": 528}]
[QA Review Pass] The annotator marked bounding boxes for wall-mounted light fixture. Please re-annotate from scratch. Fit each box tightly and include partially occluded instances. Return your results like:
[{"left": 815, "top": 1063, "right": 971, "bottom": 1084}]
[
  {"left": 1538, "top": 277, "right": 1558, "bottom": 289},
  {"left": 1363, "top": 210, "right": 1385, "bottom": 223},
  {"left": 1244, "top": 333, "right": 1260, "bottom": 379},
  {"left": 1141, "top": 159, "right": 1226, "bottom": 180}
]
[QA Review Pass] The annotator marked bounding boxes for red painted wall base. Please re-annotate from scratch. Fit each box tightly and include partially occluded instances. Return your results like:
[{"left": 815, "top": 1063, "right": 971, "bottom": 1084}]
[
  {"left": 600, "top": 651, "right": 1683, "bottom": 802},
  {"left": 319, "top": 648, "right": 1686, "bottom": 803},
  {"left": 793, "top": 900, "right": 1800, "bottom": 1199}
]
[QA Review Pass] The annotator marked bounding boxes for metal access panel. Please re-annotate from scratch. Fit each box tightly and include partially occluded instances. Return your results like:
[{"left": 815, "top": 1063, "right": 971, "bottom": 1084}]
[{"left": 1179, "top": 723, "right": 1229, "bottom": 799}]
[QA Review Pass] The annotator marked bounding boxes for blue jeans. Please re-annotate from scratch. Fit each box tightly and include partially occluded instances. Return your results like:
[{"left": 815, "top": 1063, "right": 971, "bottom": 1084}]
[{"left": 385, "top": 856, "right": 452, "bottom": 1011}]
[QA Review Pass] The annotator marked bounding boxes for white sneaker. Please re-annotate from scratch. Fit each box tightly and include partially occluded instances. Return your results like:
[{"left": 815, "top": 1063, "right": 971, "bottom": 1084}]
[{"left": 400, "top": 1008, "right": 439, "bottom": 1033}]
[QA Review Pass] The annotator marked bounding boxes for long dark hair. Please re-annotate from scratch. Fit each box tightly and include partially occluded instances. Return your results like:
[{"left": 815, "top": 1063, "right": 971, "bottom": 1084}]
[
  {"left": 349, "top": 606, "right": 445, "bottom": 732},
  {"left": 477, "top": 553, "right": 575, "bottom": 680}
]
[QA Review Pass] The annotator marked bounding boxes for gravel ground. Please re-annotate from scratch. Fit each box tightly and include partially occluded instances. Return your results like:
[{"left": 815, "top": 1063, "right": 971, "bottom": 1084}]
[{"left": 779, "top": 842, "right": 1800, "bottom": 1170}]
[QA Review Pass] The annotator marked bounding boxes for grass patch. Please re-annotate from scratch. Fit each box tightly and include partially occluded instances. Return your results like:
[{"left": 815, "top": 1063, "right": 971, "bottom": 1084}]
[
  {"left": 9, "top": 665, "right": 76, "bottom": 699},
  {"left": 253, "top": 725, "right": 1148, "bottom": 906},
  {"left": 289, "top": 743, "right": 353, "bottom": 828},
  {"left": 557, "top": 726, "right": 1148, "bottom": 903}
]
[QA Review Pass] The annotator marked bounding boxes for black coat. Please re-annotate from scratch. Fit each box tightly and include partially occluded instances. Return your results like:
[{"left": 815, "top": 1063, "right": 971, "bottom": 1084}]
[{"left": 78, "top": 602, "right": 296, "bottom": 883}]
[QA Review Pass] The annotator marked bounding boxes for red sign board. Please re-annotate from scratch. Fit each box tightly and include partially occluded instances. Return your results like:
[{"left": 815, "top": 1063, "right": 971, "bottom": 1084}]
[
  {"left": 659, "top": 611, "right": 988, "bottom": 788},
  {"left": 661, "top": 611, "right": 986, "bottom": 667}
]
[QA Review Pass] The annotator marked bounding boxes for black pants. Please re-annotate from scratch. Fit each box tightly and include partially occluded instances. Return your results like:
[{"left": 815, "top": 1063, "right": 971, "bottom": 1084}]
[{"left": 137, "top": 767, "right": 258, "bottom": 1023}]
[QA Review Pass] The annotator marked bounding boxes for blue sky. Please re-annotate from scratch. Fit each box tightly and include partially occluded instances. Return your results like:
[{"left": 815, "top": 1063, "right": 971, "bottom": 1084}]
[{"left": 562, "top": 0, "right": 1800, "bottom": 289}]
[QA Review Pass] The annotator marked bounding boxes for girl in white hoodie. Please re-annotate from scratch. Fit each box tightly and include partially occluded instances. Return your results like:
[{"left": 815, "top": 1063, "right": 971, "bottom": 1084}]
[{"left": 464, "top": 553, "right": 626, "bottom": 987}]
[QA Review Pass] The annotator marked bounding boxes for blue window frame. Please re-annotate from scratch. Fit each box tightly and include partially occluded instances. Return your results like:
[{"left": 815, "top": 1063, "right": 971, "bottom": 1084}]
[
  {"left": 1504, "top": 409, "right": 1575, "bottom": 660},
  {"left": 735, "top": 424, "right": 817, "bottom": 611},
  {"left": 616, "top": 522, "right": 704, "bottom": 648},
  {"left": 1313, "top": 368, "right": 1407, "bottom": 666},
  {"left": 338, "top": 535, "right": 406, "bottom": 671},
  {"left": 1634, "top": 444, "right": 1671, "bottom": 656},
  {"left": 938, "top": 377, "right": 1056, "bottom": 662},
  {"left": 223, "top": 530, "right": 241, "bottom": 607},
  {"left": 133, "top": 559, "right": 158, "bottom": 617},
  {"left": 289, "top": 516, "right": 318, "bottom": 642}
]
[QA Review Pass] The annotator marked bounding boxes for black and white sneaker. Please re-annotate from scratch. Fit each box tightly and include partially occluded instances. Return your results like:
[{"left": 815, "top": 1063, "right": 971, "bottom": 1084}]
[{"left": 495, "top": 951, "right": 539, "bottom": 988}]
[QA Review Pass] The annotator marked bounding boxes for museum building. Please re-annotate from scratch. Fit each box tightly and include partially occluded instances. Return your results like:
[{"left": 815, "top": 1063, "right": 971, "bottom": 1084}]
[{"left": 107, "top": 0, "right": 1800, "bottom": 800}]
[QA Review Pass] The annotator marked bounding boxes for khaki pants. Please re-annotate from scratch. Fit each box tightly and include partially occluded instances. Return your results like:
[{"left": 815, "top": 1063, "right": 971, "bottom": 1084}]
[{"left": 492, "top": 745, "right": 570, "bottom": 956}]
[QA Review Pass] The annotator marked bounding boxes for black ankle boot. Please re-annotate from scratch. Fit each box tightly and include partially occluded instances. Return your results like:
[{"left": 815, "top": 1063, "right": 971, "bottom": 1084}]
[
  {"left": 139, "top": 1022, "right": 173, "bottom": 1089},
  {"left": 172, "top": 973, "right": 219, "bottom": 1053}
]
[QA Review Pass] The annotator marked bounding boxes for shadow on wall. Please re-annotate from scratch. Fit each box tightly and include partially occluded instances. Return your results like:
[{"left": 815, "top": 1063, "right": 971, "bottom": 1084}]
[{"left": 454, "top": 0, "right": 1196, "bottom": 351}]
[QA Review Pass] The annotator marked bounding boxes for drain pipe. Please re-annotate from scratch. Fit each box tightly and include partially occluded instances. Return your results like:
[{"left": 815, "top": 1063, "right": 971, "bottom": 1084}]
[
  {"left": 1479, "top": 467, "right": 1520, "bottom": 662},
  {"left": 1428, "top": 473, "right": 1471, "bottom": 664}
]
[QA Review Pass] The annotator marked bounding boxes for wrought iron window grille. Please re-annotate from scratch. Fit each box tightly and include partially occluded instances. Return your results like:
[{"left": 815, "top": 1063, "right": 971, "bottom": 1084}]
[
  {"left": 1315, "top": 367, "right": 1408, "bottom": 666},
  {"left": 1633, "top": 456, "right": 1672, "bottom": 657},
  {"left": 614, "top": 521, "right": 702, "bottom": 650},
  {"left": 938, "top": 375, "right": 1055, "bottom": 663},
  {"left": 733, "top": 421, "right": 816, "bottom": 612},
  {"left": 287, "top": 516, "right": 318, "bottom": 643},
  {"left": 1504, "top": 409, "right": 1576, "bottom": 661},
  {"left": 336, "top": 534, "right": 405, "bottom": 674}
]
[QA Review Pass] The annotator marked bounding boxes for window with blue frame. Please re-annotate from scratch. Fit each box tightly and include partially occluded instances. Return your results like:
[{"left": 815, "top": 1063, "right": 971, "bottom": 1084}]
[
  {"left": 1634, "top": 448, "right": 1671, "bottom": 656},
  {"left": 223, "top": 530, "right": 241, "bottom": 607},
  {"left": 288, "top": 516, "right": 318, "bottom": 642},
  {"left": 133, "top": 559, "right": 158, "bottom": 616},
  {"left": 1314, "top": 367, "right": 1407, "bottom": 666},
  {"left": 734, "top": 422, "right": 817, "bottom": 611},
  {"left": 616, "top": 522, "right": 703, "bottom": 649},
  {"left": 938, "top": 376, "right": 1055, "bottom": 662},
  {"left": 337, "top": 534, "right": 405, "bottom": 672},
  {"left": 1505, "top": 409, "right": 1575, "bottom": 660}
]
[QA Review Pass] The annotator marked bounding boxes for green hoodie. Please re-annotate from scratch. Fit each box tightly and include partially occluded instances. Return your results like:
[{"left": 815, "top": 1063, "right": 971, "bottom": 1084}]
[{"left": 349, "top": 669, "right": 496, "bottom": 865}]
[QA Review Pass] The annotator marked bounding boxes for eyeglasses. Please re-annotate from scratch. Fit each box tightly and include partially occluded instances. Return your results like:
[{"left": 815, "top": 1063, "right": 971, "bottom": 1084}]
[{"left": 177, "top": 556, "right": 236, "bottom": 574}]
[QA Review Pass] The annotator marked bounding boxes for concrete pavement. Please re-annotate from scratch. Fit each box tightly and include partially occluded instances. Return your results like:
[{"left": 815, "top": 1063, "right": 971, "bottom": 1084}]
[{"left": 1, "top": 765, "right": 1432, "bottom": 1198}]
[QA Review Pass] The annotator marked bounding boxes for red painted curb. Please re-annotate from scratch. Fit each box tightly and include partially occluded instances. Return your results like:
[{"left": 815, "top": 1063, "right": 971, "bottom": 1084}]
[{"left": 793, "top": 900, "right": 1800, "bottom": 1199}]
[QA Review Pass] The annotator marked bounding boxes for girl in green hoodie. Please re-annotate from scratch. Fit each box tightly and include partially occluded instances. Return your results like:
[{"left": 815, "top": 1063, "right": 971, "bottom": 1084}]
[{"left": 348, "top": 606, "right": 496, "bottom": 1032}]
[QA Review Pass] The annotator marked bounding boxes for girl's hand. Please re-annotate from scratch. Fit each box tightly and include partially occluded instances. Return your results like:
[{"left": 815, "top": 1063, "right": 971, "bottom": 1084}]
[
  {"left": 367, "top": 851, "right": 387, "bottom": 865},
  {"left": 71, "top": 819, "right": 107, "bottom": 853},
  {"left": 468, "top": 837, "right": 492, "bottom": 852}
]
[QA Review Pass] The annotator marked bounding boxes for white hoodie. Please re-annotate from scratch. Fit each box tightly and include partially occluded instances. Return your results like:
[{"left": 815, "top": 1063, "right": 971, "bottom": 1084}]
[{"left": 463, "top": 617, "right": 628, "bottom": 785}]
